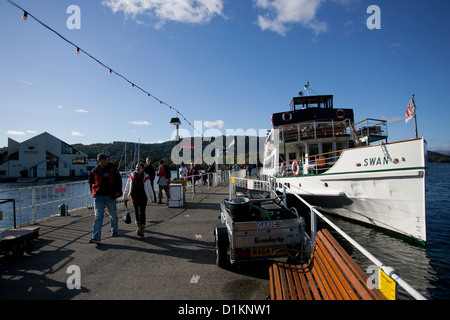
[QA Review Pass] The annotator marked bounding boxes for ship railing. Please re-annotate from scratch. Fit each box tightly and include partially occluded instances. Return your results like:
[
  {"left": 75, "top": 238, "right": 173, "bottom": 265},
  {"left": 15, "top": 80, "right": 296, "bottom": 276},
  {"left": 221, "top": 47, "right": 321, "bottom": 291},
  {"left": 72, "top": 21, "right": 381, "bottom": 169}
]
[
  {"left": 352, "top": 118, "right": 388, "bottom": 145},
  {"left": 279, "top": 118, "right": 352, "bottom": 142},
  {"left": 284, "top": 183, "right": 427, "bottom": 300},
  {"left": 279, "top": 150, "right": 342, "bottom": 177}
]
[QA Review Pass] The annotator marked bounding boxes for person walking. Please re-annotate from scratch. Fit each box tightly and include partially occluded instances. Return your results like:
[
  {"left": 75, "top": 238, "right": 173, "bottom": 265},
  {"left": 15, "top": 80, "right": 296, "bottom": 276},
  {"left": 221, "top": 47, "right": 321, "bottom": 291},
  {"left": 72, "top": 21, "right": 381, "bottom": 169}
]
[
  {"left": 89, "top": 153, "right": 123, "bottom": 245},
  {"left": 157, "top": 159, "right": 171, "bottom": 204},
  {"left": 144, "top": 157, "right": 156, "bottom": 203},
  {"left": 179, "top": 161, "right": 188, "bottom": 181},
  {"left": 124, "top": 163, "right": 154, "bottom": 237}
]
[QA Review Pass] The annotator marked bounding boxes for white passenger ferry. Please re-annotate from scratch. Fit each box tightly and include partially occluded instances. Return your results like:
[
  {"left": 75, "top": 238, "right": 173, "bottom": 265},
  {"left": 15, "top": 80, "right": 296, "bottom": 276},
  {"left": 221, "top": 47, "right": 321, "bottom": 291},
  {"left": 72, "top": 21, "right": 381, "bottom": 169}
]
[{"left": 261, "top": 92, "right": 427, "bottom": 244}]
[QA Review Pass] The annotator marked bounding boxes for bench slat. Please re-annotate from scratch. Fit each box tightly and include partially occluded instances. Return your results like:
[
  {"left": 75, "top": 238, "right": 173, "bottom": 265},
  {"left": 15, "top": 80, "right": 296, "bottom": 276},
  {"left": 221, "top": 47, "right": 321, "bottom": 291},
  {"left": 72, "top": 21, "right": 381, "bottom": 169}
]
[{"left": 269, "top": 229, "right": 386, "bottom": 300}]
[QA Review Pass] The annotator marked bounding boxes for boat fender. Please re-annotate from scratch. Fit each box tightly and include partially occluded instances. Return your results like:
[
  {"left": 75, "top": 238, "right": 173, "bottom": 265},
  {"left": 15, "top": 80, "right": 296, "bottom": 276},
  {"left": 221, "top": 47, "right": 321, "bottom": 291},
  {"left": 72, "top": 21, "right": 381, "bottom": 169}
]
[
  {"left": 280, "top": 163, "right": 285, "bottom": 176},
  {"left": 292, "top": 160, "right": 301, "bottom": 176},
  {"left": 336, "top": 109, "right": 345, "bottom": 119},
  {"left": 282, "top": 112, "right": 292, "bottom": 121}
]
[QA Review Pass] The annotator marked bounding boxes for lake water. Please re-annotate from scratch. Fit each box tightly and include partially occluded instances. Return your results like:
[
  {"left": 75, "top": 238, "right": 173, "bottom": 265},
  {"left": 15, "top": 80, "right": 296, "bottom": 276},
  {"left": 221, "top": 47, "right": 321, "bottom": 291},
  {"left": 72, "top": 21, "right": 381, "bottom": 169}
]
[
  {"left": 1, "top": 165, "right": 449, "bottom": 299},
  {"left": 322, "top": 162, "right": 450, "bottom": 300}
]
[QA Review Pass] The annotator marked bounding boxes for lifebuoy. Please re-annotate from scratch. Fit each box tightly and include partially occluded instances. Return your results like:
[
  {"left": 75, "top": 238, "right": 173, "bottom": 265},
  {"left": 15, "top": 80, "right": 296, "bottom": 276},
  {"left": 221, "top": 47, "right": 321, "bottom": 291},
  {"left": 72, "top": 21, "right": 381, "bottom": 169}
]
[
  {"left": 336, "top": 109, "right": 345, "bottom": 119},
  {"left": 292, "top": 160, "right": 301, "bottom": 176},
  {"left": 282, "top": 112, "right": 292, "bottom": 121},
  {"left": 280, "top": 163, "right": 285, "bottom": 176}
]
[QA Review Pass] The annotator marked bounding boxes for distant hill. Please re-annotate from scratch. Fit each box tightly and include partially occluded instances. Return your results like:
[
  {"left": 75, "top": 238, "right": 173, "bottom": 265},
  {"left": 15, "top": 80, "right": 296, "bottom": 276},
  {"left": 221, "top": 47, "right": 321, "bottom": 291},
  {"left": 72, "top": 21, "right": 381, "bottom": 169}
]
[
  {"left": 72, "top": 135, "right": 264, "bottom": 170},
  {"left": 428, "top": 150, "right": 450, "bottom": 163}
]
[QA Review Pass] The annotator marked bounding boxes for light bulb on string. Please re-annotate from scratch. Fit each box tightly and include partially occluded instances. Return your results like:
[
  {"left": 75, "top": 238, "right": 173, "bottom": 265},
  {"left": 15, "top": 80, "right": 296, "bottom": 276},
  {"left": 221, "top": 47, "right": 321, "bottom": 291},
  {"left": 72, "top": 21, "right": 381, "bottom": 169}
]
[
  {"left": 22, "top": 11, "right": 28, "bottom": 20},
  {"left": 76, "top": 47, "right": 80, "bottom": 54},
  {"left": 109, "top": 69, "right": 112, "bottom": 75}
]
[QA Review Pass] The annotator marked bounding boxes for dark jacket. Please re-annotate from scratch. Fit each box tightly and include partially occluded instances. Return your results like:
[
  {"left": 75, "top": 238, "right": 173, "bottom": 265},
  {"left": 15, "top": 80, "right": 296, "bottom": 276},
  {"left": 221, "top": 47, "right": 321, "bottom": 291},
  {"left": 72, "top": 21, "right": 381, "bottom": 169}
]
[{"left": 89, "top": 163, "right": 123, "bottom": 199}]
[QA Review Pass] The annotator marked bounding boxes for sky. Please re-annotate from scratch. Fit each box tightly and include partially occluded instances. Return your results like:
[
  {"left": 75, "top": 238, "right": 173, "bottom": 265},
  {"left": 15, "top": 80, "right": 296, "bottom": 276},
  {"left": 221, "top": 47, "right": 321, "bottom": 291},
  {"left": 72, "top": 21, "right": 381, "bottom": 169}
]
[{"left": 1, "top": 0, "right": 449, "bottom": 152}]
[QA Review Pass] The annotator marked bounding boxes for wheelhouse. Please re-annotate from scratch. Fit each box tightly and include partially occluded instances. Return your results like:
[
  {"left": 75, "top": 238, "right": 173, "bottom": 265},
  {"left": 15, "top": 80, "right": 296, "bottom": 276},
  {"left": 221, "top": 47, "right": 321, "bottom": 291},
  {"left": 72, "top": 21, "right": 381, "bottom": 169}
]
[{"left": 264, "top": 95, "right": 388, "bottom": 177}]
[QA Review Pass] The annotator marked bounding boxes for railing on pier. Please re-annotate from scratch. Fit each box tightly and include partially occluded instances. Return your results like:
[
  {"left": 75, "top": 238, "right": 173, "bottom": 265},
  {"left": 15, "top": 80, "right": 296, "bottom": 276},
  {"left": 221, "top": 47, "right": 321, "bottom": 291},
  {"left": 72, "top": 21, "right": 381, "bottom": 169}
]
[
  {"left": 183, "top": 170, "right": 230, "bottom": 199},
  {"left": 228, "top": 177, "right": 427, "bottom": 300},
  {"left": 0, "top": 181, "right": 92, "bottom": 229},
  {"left": 0, "top": 170, "right": 232, "bottom": 228}
]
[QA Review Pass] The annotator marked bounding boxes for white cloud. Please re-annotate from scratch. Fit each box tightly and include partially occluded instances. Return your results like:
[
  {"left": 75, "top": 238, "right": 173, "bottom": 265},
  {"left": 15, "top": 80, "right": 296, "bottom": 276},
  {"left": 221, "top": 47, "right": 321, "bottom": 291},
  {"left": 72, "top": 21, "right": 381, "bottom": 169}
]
[
  {"left": 6, "top": 130, "right": 26, "bottom": 136},
  {"left": 204, "top": 120, "right": 225, "bottom": 128},
  {"left": 130, "top": 120, "right": 151, "bottom": 125},
  {"left": 5, "top": 130, "right": 37, "bottom": 136},
  {"left": 102, "top": 0, "right": 224, "bottom": 28},
  {"left": 71, "top": 131, "right": 85, "bottom": 137},
  {"left": 380, "top": 116, "right": 403, "bottom": 123},
  {"left": 17, "top": 80, "right": 33, "bottom": 85},
  {"left": 57, "top": 105, "right": 64, "bottom": 109},
  {"left": 254, "top": 0, "right": 327, "bottom": 36},
  {"left": 75, "top": 109, "right": 89, "bottom": 113}
]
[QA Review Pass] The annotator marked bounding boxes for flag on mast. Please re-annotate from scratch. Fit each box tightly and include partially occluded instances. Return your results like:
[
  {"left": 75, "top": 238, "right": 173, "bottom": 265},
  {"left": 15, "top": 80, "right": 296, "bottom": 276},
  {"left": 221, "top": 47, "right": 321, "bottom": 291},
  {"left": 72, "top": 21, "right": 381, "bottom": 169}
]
[{"left": 405, "top": 95, "right": 416, "bottom": 123}]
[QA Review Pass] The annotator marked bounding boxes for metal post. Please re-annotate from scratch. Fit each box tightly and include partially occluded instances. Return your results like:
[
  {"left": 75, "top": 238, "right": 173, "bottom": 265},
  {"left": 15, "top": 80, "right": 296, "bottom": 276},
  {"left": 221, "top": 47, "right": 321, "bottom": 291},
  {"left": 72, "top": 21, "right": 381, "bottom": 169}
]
[
  {"left": 310, "top": 206, "right": 317, "bottom": 250},
  {"left": 32, "top": 188, "right": 36, "bottom": 224}
]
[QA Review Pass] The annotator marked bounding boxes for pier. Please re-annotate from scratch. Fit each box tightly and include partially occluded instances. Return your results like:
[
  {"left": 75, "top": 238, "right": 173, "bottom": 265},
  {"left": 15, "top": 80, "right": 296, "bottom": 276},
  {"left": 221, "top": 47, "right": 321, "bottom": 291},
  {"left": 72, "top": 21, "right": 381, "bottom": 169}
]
[
  {"left": 0, "top": 183, "right": 271, "bottom": 300},
  {"left": 0, "top": 177, "right": 426, "bottom": 301}
]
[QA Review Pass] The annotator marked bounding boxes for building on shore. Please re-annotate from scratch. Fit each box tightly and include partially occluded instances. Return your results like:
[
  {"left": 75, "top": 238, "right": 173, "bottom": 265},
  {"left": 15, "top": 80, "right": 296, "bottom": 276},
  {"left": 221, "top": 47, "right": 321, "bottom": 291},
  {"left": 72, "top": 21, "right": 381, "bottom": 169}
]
[{"left": 0, "top": 132, "right": 88, "bottom": 180}]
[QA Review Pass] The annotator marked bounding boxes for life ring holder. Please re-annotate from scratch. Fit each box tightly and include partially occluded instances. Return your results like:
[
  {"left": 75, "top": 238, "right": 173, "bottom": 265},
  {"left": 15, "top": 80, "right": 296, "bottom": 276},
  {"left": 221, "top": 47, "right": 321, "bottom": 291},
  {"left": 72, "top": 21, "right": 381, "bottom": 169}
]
[
  {"left": 292, "top": 160, "right": 301, "bottom": 176},
  {"left": 282, "top": 112, "right": 292, "bottom": 121},
  {"left": 336, "top": 109, "right": 345, "bottom": 119}
]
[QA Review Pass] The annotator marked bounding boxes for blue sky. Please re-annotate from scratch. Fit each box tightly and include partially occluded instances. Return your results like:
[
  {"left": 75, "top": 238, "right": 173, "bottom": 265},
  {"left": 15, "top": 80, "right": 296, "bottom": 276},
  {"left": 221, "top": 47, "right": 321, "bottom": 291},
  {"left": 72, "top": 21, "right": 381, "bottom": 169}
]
[{"left": 1, "top": 0, "right": 449, "bottom": 152}]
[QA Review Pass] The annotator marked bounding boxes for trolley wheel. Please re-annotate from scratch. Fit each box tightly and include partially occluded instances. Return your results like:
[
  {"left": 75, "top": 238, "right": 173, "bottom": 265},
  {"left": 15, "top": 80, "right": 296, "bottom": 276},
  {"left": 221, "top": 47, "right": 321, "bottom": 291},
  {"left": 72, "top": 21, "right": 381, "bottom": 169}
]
[{"left": 214, "top": 224, "right": 229, "bottom": 268}]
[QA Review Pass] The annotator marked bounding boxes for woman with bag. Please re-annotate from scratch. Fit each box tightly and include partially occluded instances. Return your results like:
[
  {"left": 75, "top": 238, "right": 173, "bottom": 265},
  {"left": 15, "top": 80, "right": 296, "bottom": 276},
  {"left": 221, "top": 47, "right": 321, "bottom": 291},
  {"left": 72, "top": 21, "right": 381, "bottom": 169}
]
[{"left": 124, "top": 163, "right": 154, "bottom": 237}]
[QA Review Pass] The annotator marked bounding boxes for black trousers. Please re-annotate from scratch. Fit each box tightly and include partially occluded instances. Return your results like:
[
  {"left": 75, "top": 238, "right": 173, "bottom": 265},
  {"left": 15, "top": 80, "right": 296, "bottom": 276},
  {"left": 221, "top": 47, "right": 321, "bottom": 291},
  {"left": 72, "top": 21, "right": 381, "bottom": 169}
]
[{"left": 132, "top": 201, "right": 147, "bottom": 225}]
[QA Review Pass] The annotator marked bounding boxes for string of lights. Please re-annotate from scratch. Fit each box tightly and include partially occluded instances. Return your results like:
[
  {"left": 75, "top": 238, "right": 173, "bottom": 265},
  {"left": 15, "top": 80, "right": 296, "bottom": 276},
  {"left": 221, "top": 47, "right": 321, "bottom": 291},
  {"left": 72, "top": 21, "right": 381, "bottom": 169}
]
[{"left": 6, "top": 0, "right": 203, "bottom": 137}]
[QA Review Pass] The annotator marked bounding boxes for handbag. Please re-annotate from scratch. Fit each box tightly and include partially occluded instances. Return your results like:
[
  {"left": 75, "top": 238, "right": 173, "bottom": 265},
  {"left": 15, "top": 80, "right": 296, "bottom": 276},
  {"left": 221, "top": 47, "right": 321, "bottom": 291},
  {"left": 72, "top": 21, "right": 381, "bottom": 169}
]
[{"left": 123, "top": 201, "right": 131, "bottom": 224}]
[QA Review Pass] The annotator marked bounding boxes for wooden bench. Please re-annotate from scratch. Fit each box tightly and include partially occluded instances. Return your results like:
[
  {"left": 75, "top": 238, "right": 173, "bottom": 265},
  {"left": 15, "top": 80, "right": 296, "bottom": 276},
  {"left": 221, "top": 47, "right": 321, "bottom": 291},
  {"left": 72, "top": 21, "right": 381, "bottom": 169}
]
[{"left": 269, "top": 229, "right": 386, "bottom": 300}]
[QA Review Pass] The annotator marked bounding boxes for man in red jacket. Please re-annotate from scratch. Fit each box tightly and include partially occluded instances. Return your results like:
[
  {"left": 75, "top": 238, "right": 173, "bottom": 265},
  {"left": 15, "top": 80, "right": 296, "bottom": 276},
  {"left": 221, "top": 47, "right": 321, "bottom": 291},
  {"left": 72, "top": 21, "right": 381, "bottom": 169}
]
[{"left": 88, "top": 153, "right": 122, "bottom": 244}]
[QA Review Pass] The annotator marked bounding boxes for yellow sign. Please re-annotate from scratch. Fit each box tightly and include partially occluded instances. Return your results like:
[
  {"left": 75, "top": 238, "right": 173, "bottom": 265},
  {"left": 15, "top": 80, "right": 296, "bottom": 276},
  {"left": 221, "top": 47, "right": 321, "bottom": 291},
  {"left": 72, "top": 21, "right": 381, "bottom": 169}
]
[
  {"left": 231, "top": 178, "right": 235, "bottom": 184},
  {"left": 379, "top": 268, "right": 397, "bottom": 300}
]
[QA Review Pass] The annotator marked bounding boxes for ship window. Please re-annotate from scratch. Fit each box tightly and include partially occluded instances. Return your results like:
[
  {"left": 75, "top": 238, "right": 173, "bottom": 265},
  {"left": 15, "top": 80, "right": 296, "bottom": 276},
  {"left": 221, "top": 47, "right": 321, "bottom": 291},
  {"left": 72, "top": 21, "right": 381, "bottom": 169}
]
[
  {"left": 323, "top": 143, "right": 333, "bottom": 154},
  {"left": 308, "top": 144, "right": 319, "bottom": 157}
]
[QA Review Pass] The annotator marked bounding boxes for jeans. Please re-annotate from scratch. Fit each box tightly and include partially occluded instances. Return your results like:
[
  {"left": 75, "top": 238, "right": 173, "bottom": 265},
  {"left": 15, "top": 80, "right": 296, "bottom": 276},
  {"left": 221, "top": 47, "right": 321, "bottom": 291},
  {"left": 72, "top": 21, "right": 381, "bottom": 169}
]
[
  {"left": 92, "top": 195, "right": 118, "bottom": 241},
  {"left": 132, "top": 201, "right": 147, "bottom": 226}
]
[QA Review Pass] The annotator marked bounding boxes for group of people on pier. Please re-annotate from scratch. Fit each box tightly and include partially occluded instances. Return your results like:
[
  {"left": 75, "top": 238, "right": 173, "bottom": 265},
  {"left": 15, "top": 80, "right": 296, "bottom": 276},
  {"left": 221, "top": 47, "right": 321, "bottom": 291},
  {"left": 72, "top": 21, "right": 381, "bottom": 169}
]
[{"left": 88, "top": 153, "right": 173, "bottom": 244}]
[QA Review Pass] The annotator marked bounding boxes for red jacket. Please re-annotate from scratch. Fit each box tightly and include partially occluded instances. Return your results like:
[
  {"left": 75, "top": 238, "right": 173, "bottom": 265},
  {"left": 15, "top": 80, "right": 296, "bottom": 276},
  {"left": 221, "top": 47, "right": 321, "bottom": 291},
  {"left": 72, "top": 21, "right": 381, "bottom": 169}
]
[{"left": 89, "top": 163, "right": 123, "bottom": 199}]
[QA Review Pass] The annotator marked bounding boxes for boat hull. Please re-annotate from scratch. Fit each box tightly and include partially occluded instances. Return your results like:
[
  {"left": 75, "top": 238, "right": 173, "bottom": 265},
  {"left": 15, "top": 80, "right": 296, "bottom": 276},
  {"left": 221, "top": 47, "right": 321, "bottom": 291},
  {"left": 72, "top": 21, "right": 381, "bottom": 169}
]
[{"left": 270, "top": 139, "right": 427, "bottom": 243}]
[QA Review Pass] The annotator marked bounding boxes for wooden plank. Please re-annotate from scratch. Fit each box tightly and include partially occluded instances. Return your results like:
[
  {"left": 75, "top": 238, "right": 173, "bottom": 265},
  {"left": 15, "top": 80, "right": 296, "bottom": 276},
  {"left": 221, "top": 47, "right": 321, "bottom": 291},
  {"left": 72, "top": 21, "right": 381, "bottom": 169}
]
[
  {"left": 279, "top": 264, "right": 290, "bottom": 299},
  {"left": 285, "top": 266, "right": 298, "bottom": 300},
  {"left": 269, "top": 265, "right": 277, "bottom": 300},
  {"left": 270, "top": 264, "right": 283, "bottom": 300},
  {"left": 317, "top": 232, "right": 359, "bottom": 299},
  {"left": 291, "top": 268, "right": 307, "bottom": 300},
  {"left": 320, "top": 230, "right": 380, "bottom": 300},
  {"left": 315, "top": 239, "right": 348, "bottom": 299}
]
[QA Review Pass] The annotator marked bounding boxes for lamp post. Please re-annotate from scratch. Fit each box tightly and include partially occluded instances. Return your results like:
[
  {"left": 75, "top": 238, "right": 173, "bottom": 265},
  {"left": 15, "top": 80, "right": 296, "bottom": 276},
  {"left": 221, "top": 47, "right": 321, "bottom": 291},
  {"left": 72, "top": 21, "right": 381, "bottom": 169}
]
[{"left": 170, "top": 116, "right": 181, "bottom": 180}]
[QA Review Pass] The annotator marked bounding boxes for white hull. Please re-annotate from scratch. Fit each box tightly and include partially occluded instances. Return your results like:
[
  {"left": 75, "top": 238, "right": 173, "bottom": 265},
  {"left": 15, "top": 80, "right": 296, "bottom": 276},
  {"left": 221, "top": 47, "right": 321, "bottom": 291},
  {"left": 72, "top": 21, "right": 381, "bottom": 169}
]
[{"left": 267, "top": 138, "right": 427, "bottom": 243}]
